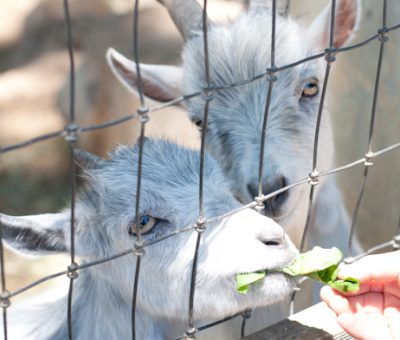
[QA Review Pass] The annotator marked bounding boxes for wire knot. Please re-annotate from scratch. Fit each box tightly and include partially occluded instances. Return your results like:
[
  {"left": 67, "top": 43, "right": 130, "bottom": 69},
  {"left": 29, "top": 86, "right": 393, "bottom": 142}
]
[
  {"left": 255, "top": 195, "right": 265, "bottom": 213},
  {"left": 378, "top": 27, "right": 389, "bottom": 42},
  {"left": 202, "top": 86, "right": 214, "bottom": 102},
  {"left": 137, "top": 106, "right": 149, "bottom": 115},
  {"left": 195, "top": 217, "right": 206, "bottom": 233},
  {"left": 266, "top": 67, "right": 278, "bottom": 82},
  {"left": 184, "top": 327, "right": 197, "bottom": 339},
  {"left": 324, "top": 47, "right": 337, "bottom": 63},
  {"left": 241, "top": 309, "right": 252, "bottom": 319},
  {"left": 343, "top": 256, "right": 355, "bottom": 264},
  {"left": 64, "top": 123, "right": 79, "bottom": 143},
  {"left": 134, "top": 239, "right": 145, "bottom": 256},
  {"left": 308, "top": 170, "right": 320, "bottom": 186},
  {"left": 364, "top": 151, "right": 375, "bottom": 166},
  {"left": 67, "top": 262, "right": 79, "bottom": 279},
  {"left": 137, "top": 107, "right": 149, "bottom": 123},
  {"left": 0, "top": 290, "right": 11, "bottom": 308}
]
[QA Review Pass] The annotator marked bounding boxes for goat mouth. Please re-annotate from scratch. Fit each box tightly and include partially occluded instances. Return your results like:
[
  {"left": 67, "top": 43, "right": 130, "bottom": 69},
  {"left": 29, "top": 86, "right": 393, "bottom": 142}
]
[
  {"left": 236, "top": 266, "right": 289, "bottom": 276},
  {"left": 234, "top": 269, "right": 297, "bottom": 295},
  {"left": 235, "top": 255, "right": 298, "bottom": 278}
]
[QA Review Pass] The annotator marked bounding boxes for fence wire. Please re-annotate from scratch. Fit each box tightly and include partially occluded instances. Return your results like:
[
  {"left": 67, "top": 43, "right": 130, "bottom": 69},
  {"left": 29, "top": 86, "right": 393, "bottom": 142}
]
[{"left": 0, "top": 0, "right": 399, "bottom": 339}]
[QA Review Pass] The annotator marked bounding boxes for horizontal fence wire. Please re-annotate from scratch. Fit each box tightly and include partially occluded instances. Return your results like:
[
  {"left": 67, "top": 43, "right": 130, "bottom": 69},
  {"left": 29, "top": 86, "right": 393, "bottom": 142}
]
[
  {"left": 4, "top": 141, "right": 400, "bottom": 302},
  {"left": 0, "top": 0, "right": 399, "bottom": 339},
  {"left": 130, "top": 0, "right": 149, "bottom": 338},
  {"left": 1, "top": 24, "right": 400, "bottom": 154},
  {"left": 185, "top": 1, "right": 212, "bottom": 337}
]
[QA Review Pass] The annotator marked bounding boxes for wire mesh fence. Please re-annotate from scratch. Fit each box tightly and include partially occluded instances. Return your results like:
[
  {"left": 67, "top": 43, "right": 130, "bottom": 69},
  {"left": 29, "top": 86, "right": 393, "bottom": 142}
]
[{"left": 0, "top": 0, "right": 399, "bottom": 339}]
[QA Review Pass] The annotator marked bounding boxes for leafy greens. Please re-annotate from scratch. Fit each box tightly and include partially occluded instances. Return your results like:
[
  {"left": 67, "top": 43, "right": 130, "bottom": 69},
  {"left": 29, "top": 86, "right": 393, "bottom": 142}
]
[{"left": 236, "top": 246, "right": 359, "bottom": 294}]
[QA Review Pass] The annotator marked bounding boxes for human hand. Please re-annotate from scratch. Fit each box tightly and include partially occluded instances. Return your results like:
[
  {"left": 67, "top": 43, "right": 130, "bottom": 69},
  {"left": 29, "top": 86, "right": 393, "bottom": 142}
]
[{"left": 320, "top": 251, "right": 400, "bottom": 340}]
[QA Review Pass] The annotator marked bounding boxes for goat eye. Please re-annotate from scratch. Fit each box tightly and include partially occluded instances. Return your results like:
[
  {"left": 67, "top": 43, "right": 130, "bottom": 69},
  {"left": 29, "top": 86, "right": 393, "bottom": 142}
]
[
  {"left": 301, "top": 80, "right": 318, "bottom": 98},
  {"left": 129, "top": 215, "right": 156, "bottom": 235}
]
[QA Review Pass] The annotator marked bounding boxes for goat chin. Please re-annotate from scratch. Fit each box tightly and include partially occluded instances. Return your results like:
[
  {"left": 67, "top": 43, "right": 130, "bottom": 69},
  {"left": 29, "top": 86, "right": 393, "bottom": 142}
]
[{"left": 192, "top": 273, "right": 295, "bottom": 321}]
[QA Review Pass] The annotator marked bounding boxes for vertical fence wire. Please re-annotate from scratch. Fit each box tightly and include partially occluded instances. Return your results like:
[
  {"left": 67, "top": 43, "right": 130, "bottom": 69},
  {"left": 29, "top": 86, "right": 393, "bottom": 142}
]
[
  {"left": 130, "top": 0, "right": 149, "bottom": 339},
  {"left": 397, "top": 215, "right": 400, "bottom": 236},
  {"left": 240, "top": 310, "right": 252, "bottom": 338},
  {"left": 62, "top": 0, "right": 79, "bottom": 339},
  {"left": 0, "top": 217, "right": 8, "bottom": 340},
  {"left": 395, "top": 216, "right": 400, "bottom": 251},
  {"left": 300, "top": 0, "right": 336, "bottom": 252},
  {"left": 257, "top": 0, "right": 277, "bottom": 209},
  {"left": 132, "top": 0, "right": 145, "bottom": 108},
  {"left": 251, "top": 0, "right": 278, "bottom": 333},
  {"left": 348, "top": 0, "right": 388, "bottom": 257},
  {"left": 63, "top": 0, "right": 75, "bottom": 124},
  {"left": 185, "top": 1, "right": 211, "bottom": 337},
  {"left": 291, "top": 0, "right": 337, "bottom": 315},
  {"left": 198, "top": 0, "right": 211, "bottom": 220}
]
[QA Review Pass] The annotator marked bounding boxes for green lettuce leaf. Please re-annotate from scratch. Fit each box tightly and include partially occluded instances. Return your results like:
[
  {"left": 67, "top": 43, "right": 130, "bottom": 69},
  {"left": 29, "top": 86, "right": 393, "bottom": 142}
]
[
  {"left": 281, "top": 246, "right": 343, "bottom": 276},
  {"left": 235, "top": 246, "right": 359, "bottom": 294},
  {"left": 236, "top": 271, "right": 266, "bottom": 294}
]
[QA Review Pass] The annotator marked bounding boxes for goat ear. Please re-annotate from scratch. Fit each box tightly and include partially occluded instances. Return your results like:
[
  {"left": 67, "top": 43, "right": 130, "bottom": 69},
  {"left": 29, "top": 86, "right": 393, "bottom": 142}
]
[
  {"left": 74, "top": 149, "right": 106, "bottom": 170},
  {"left": 308, "top": 0, "right": 361, "bottom": 49},
  {"left": 106, "top": 48, "right": 183, "bottom": 102},
  {"left": 0, "top": 212, "right": 69, "bottom": 256}
]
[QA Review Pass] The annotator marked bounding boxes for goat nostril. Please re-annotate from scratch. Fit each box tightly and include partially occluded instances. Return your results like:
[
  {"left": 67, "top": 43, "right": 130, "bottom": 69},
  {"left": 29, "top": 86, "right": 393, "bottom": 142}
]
[
  {"left": 280, "top": 176, "right": 287, "bottom": 190},
  {"left": 265, "top": 176, "right": 289, "bottom": 216},
  {"left": 248, "top": 176, "right": 289, "bottom": 217},
  {"left": 247, "top": 183, "right": 258, "bottom": 200}
]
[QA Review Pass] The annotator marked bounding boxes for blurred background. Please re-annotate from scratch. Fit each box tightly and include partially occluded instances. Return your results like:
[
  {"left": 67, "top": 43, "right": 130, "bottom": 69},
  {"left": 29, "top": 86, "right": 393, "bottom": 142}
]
[{"left": 0, "top": 0, "right": 399, "bottom": 310}]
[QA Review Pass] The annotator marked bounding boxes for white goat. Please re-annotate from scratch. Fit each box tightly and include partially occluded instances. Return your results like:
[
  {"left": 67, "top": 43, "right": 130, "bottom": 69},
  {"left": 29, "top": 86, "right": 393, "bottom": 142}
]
[
  {"left": 1, "top": 139, "right": 297, "bottom": 339},
  {"left": 107, "top": 0, "right": 363, "bottom": 254}
]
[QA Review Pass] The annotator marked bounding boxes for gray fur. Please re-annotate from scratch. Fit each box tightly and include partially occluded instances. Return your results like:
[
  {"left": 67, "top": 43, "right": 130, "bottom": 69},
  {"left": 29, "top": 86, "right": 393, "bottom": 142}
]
[
  {"left": 107, "top": 0, "right": 363, "bottom": 253},
  {"left": 182, "top": 13, "right": 333, "bottom": 247},
  {"left": 2, "top": 139, "right": 297, "bottom": 339}
]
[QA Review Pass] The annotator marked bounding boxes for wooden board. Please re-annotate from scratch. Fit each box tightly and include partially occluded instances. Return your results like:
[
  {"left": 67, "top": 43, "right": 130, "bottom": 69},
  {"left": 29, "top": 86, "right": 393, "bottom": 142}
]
[{"left": 242, "top": 302, "right": 354, "bottom": 340}]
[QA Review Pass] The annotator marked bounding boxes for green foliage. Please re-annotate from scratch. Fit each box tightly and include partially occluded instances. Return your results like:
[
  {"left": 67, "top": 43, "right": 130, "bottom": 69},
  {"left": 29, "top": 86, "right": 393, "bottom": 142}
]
[{"left": 236, "top": 247, "right": 360, "bottom": 294}]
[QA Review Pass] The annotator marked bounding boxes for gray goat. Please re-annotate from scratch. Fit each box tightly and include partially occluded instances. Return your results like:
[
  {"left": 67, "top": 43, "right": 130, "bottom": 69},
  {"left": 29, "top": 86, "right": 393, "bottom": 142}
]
[
  {"left": 1, "top": 139, "right": 297, "bottom": 339},
  {"left": 107, "top": 0, "right": 362, "bottom": 253}
]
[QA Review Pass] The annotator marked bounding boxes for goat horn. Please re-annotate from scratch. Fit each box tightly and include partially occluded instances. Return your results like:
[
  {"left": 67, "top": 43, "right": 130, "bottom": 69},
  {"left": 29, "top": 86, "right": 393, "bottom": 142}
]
[
  {"left": 156, "top": 0, "right": 206, "bottom": 41},
  {"left": 248, "top": 0, "right": 290, "bottom": 17}
]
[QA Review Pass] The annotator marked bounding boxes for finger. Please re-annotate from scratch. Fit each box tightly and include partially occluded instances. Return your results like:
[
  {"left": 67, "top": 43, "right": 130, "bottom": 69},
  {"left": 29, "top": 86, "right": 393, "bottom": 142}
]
[
  {"left": 320, "top": 286, "right": 354, "bottom": 315},
  {"left": 385, "top": 281, "right": 400, "bottom": 300},
  {"left": 385, "top": 307, "right": 400, "bottom": 340},
  {"left": 338, "top": 312, "right": 393, "bottom": 340},
  {"left": 339, "top": 251, "right": 400, "bottom": 285}
]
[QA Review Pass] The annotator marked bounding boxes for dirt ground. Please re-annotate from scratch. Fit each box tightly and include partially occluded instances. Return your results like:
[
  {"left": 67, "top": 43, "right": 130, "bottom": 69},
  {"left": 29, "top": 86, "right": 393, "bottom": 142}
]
[{"left": 0, "top": 0, "right": 399, "bottom": 316}]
